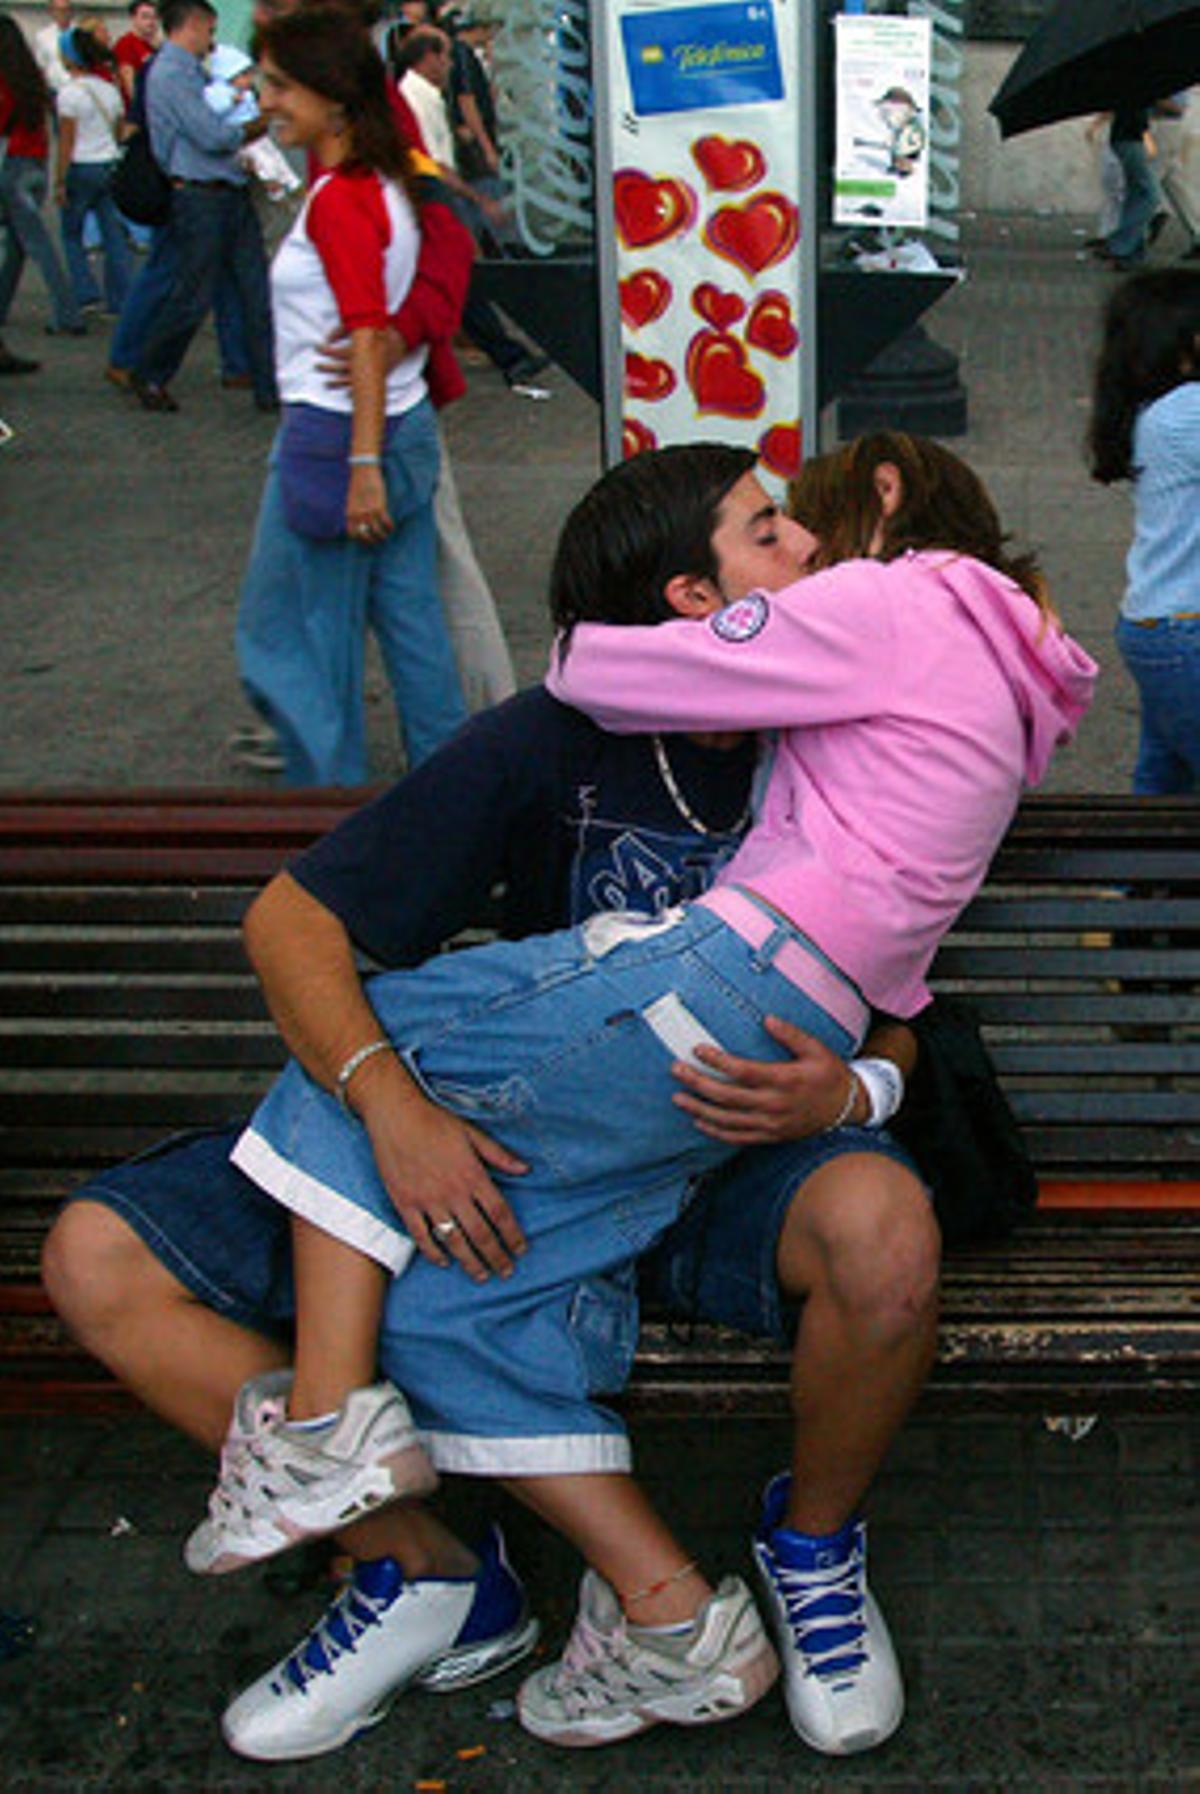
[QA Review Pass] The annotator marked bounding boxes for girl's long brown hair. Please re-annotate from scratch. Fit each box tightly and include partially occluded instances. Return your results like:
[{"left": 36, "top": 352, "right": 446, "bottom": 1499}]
[
  {"left": 789, "top": 431, "right": 1055, "bottom": 623},
  {"left": 255, "top": 6, "right": 417, "bottom": 200}
]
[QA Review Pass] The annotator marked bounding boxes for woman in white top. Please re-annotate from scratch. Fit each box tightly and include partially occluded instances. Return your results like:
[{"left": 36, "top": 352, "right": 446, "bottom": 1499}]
[
  {"left": 54, "top": 26, "right": 131, "bottom": 315},
  {"left": 235, "top": 6, "right": 465, "bottom": 784}
]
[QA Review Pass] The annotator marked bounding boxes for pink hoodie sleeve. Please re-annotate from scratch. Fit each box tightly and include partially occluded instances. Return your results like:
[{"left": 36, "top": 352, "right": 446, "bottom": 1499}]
[{"left": 546, "top": 566, "right": 896, "bottom": 733}]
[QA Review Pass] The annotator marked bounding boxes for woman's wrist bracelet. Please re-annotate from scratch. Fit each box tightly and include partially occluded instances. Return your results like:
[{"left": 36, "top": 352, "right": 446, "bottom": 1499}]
[
  {"left": 348, "top": 453, "right": 381, "bottom": 467},
  {"left": 830, "top": 1070, "right": 860, "bottom": 1130},
  {"left": 334, "top": 1037, "right": 392, "bottom": 1112},
  {"left": 848, "top": 1056, "right": 905, "bottom": 1128}
]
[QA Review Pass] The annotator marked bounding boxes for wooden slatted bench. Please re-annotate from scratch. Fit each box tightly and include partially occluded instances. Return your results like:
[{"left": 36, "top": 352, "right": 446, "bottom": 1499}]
[{"left": 2, "top": 790, "right": 1198, "bottom": 1415}]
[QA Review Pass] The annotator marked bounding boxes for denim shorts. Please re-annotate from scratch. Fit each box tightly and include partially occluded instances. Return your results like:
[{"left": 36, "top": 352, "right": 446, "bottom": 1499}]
[
  {"left": 68, "top": 1118, "right": 920, "bottom": 1452},
  {"left": 232, "top": 903, "right": 867, "bottom": 1473}
]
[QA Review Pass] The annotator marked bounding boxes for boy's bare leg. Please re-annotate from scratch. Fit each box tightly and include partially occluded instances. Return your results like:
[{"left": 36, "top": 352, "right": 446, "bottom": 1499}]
[
  {"left": 41, "top": 1201, "right": 474, "bottom": 1578},
  {"left": 505, "top": 1471, "right": 712, "bottom": 1627},
  {"left": 288, "top": 1214, "right": 386, "bottom": 1421},
  {"left": 774, "top": 1155, "right": 940, "bottom": 1534}
]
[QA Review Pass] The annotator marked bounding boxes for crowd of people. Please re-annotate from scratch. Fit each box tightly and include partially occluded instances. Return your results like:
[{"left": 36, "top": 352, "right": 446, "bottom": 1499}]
[{"left": 2, "top": 0, "right": 528, "bottom": 781}]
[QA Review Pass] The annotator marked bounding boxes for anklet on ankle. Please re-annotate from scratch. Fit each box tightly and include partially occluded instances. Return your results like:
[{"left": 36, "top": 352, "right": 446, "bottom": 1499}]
[{"left": 620, "top": 1559, "right": 700, "bottom": 1607}]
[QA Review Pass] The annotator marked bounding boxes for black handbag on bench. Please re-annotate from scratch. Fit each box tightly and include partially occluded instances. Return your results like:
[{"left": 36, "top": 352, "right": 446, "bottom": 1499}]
[{"left": 891, "top": 994, "right": 1039, "bottom": 1246}]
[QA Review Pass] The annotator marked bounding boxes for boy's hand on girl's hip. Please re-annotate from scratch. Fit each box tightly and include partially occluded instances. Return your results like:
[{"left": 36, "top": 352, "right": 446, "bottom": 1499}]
[
  {"left": 316, "top": 325, "right": 411, "bottom": 390},
  {"left": 365, "top": 1098, "right": 528, "bottom": 1282},
  {"left": 671, "top": 1016, "right": 851, "bottom": 1144}
]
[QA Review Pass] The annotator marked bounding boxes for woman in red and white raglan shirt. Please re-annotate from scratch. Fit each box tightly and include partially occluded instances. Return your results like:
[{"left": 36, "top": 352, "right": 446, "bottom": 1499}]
[{"left": 236, "top": 6, "right": 465, "bottom": 787}]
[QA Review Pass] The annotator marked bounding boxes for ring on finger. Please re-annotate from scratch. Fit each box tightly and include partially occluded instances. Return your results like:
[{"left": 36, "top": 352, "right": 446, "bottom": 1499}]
[{"left": 431, "top": 1218, "right": 459, "bottom": 1240}]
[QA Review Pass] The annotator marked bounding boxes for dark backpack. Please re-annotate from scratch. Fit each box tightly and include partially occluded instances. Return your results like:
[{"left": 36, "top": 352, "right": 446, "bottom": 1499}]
[
  {"left": 890, "top": 994, "right": 1039, "bottom": 1246},
  {"left": 112, "top": 57, "right": 171, "bottom": 227}
]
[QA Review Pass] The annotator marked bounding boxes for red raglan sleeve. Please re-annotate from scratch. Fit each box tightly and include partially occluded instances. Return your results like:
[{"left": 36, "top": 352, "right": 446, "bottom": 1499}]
[{"left": 306, "top": 174, "right": 392, "bottom": 332}]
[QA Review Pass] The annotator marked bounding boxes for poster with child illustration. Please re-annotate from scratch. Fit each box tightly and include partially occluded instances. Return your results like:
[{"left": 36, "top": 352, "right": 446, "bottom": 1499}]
[
  {"left": 833, "top": 13, "right": 931, "bottom": 230},
  {"left": 598, "top": 0, "right": 804, "bottom": 482}
]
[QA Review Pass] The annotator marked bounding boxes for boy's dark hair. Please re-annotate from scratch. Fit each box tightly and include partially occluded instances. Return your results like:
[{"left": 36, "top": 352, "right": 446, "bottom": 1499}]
[
  {"left": 1087, "top": 269, "right": 1200, "bottom": 484},
  {"left": 159, "top": 0, "right": 215, "bottom": 36},
  {"left": 550, "top": 444, "right": 757, "bottom": 643}
]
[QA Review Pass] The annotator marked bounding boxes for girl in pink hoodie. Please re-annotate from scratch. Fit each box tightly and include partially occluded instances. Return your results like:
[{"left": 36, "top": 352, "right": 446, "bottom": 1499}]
[{"left": 198, "top": 435, "right": 1097, "bottom": 1747}]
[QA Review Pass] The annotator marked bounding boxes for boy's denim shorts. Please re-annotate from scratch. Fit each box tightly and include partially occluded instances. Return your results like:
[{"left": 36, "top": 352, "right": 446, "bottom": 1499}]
[
  {"left": 69, "top": 1118, "right": 920, "bottom": 1448},
  {"left": 231, "top": 903, "right": 868, "bottom": 1474}
]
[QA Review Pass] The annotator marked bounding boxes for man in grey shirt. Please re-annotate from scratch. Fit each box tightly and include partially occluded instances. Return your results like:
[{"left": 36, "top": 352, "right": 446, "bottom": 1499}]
[{"left": 131, "top": 0, "right": 275, "bottom": 411}]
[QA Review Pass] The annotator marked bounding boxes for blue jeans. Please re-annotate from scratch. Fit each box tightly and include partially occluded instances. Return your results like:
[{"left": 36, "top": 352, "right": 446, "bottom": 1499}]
[
  {"left": 111, "top": 223, "right": 250, "bottom": 378},
  {"left": 1116, "top": 612, "right": 1200, "bottom": 793},
  {"left": 59, "top": 160, "right": 132, "bottom": 312},
  {"left": 235, "top": 899, "right": 863, "bottom": 1472},
  {"left": 1108, "top": 136, "right": 1161, "bottom": 262},
  {"left": 0, "top": 155, "right": 80, "bottom": 330},
  {"left": 135, "top": 184, "right": 273, "bottom": 400},
  {"left": 236, "top": 398, "right": 465, "bottom": 784}
]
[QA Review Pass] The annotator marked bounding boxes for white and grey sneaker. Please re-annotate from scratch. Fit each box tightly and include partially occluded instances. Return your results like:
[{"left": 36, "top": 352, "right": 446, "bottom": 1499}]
[
  {"left": 185, "top": 1370, "right": 438, "bottom": 1575},
  {"left": 223, "top": 1524, "right": 539, "bottom": 1761},
  {"left": 517, "top": 1569, "right": 778, "bottom": 1748},
  {"left": 752, "top": 1472, "right": 903, "bottom": 1756}
]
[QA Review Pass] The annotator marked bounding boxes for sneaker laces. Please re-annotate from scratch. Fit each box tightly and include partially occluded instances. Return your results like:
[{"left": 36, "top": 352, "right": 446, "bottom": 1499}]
[
  {"left": 554, "top": 1607, "right": 678, "bottom": 1717},
  {"left": 206, "top": 1396, "right": 290, "bottom": 1526},
  {"left": 771, "top": 1545, "right": 867, "bottom": 1683},
  {"left": 278, "top": 1570, "right": 397, "bottom": 1695}
]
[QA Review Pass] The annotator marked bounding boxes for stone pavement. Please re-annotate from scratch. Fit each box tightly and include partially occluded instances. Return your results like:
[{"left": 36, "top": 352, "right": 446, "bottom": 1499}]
[{"left": 1, "top": 214, "right": 1198, "bottom": 1789}]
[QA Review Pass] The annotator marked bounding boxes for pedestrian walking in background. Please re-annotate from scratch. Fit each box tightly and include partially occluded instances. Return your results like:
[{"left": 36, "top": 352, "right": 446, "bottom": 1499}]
[
  {"left": 1103, "top": 104, "right": 1161, "bottom": 270},
  {"left": 1088, "top": 269, "right": 1200, "bottom": 792},
  {"left": 0, "top": 12, "right": 82, "bottom": 353},
  {"left": 32, "top": 0, "right": 70, "bottom": 96},
  {"left": 54, "top": 25, "right": 131, "bottom": 317},
  {"left": 112, "top": 0, "right": 157, "bottom": 108},
  {"left": 236, "top": 4, "right": 465, "bottom": 784},
  {"left": 1151, "top": 91, "right": 1200, "bottom": 259},
  {"left": 130, "top": 0, "right": 275, "bottom": 412}
]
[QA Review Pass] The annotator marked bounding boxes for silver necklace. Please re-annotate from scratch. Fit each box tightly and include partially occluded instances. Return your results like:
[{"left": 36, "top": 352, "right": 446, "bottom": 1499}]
[{"left": 652, "top": 734, "right": 753, "bottom": 838}]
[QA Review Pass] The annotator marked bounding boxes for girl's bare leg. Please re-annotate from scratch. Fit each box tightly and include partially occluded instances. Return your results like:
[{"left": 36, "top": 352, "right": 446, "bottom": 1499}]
[
  {"left": 288, "top": 1213, "right": 386, "bottom": 1420},
  {"left": 505, "top": 1471, "right": 712, "bottom": 1627}
]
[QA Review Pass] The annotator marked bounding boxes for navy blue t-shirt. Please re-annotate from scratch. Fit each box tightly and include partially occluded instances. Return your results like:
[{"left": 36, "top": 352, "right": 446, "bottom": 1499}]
[{"left": 291, "top": 688, "right": 759, "bottom": 966}]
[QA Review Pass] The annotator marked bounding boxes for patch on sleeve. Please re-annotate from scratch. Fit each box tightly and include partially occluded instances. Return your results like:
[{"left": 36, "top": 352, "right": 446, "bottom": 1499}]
[{"left": 710, "top": 592, "right": 769, "bottom": 642}]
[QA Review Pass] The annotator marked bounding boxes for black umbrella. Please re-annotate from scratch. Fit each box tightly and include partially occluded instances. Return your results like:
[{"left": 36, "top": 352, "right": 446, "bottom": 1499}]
[{"left": 989, "top": 0, "right": 1200, "bottom": 139}]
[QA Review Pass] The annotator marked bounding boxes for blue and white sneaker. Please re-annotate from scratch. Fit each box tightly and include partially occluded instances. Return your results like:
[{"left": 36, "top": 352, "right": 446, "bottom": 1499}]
[
  {"left": 752, "top": 1473, "right": 903, "bottom": 1756},
  {"left": 221, "top": 1524, "right": 539, "bottom": 1762}
]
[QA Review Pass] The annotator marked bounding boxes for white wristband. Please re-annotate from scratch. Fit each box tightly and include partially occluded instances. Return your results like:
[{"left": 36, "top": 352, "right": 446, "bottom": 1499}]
[
  {"left": 848, "top": 1056, "right": 904, "bottom": 1128},
  {"left": 334, "top": 1037, "right": 392, "bottom": 1112}
]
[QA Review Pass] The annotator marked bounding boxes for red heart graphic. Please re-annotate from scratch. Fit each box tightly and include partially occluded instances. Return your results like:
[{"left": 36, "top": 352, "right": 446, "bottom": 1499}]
[
  {"left": 692, "top": 283, "right": 746, "bottom": 331},
  {"left": 758, "top": 422, "right": 802, "bottom": 480},
  {"left": 613, "top": 169, "right": 697, "bottom": 250},
  {"left": 746, "top": 290, "right": 798, "bottom": 359},
  {"left": 704, "top": 192, "right": 800, "bottom": 276},
  {"left": 691, "top": 134, "right": 767, "bottom": 193},
  {"left": 622, "top": 418, "right": 659, "bottom": 459},
  {"left": 625, "top": 351, "right": 677, "bottom": 404},
  {"left": 620, "top": 269, "right": 672, "bottom": 330},
  {"left": 685, "top": 330, "right": 766, "bottom": 420}
]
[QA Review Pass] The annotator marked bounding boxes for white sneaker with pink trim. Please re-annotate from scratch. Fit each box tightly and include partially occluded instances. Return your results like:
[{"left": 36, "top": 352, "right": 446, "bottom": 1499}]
[
  {"left": 185, "top": 1370, "right": 437, "bottom": 1575},
  {"left": 517, "top": 1569, "right": 778, "bottom": 1748}
]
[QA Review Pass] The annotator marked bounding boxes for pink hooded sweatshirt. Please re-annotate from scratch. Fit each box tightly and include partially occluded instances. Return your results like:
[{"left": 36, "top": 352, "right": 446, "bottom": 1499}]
[{"left": 546, "top": 550, "right": 1098, "bottom": 1017}]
